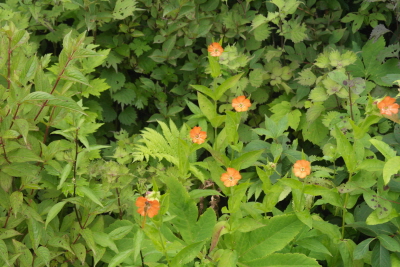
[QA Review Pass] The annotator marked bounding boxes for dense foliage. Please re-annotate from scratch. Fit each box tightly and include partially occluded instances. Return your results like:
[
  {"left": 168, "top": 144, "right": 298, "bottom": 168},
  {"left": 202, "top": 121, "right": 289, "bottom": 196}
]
[{"left": 2, "top": 0, "right": 400, "bottom": 266}]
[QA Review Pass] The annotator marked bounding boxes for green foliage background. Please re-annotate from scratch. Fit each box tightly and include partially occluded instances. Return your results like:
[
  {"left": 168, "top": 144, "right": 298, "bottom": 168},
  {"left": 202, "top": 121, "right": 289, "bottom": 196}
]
[{"left": 2, "top": 0, "right": 400, "bottom": 266}]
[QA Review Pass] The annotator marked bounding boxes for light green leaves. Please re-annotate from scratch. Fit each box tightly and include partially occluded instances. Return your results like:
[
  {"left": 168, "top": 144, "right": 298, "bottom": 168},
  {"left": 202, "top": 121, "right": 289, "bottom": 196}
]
[
  {"left": 334, "top": 127, "right": 357, "bottom": 173},
  {"left": 45, "top": 202, "right": 67, "bottom": 229},
  {"left": 236, "top": 214, "right": 304, "bottom": 263},
  {"left": 113, "top": 0, "right": 140, "bottom": 20},
  {"left": 383, "top": 157, "right": 400, "bottom": 185}
]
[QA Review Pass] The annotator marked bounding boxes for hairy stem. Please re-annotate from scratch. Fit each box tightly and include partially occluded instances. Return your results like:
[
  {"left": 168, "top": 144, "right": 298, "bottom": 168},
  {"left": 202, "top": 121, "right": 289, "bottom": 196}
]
[
  {"left": 341, "top": 172, "right": 353, "bottom": 239},
  {"left": 116, "top": 187, "right": 123, "bottom": 220},
  {"left": 9, "top": 104, "right": 21, "bottom": 129},
  {"left": 3, "top": 207, "right": 12, "bottom": 228},
  {"left": 33, "top": 50, "right": 77, "bottom": 122},
  {"left": 7, "top": 36, "right": 11, "bottom": 89},
  {"left": 73, "top": 128, "right": 83, "bottom": 229},
  {"left": 0, "top": 137, "right": 11, "bottom": 164}
]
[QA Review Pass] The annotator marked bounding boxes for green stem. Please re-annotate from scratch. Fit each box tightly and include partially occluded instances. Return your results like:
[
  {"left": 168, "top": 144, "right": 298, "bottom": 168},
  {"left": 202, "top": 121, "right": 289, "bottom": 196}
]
[
  {"left": 341, "top": 172, "right": 353, "bottom": 239},
  {"left": 158, "top": 226, "right": 170, "bottom": 265}
]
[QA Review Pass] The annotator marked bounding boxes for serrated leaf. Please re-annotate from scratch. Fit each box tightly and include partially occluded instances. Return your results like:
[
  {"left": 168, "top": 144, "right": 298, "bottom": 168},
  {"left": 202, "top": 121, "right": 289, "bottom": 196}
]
[
  {"left": 370, "top": 139, "right": 397, "bottom": 160},
  {"left": 79, "top": 186, "right": 104, "bottom": 207},
  {"left": 335, "top": 127, "right": 356, "bottom": 173},
  {"left": 214, "top": 73, "right": 244, "bottom": 100},
  {"left": 109, "top": 249, "right": 135, "bottom": 267},
  {"left": 249, "top": 69, "right": 264, "bottom": 87},
  {"left": 61, "top": 67, "right": 90, "bottom": 86},
  {"left": 118, "top": 106, "right": 138, "bottom": 125},
  {"left": 236, "top": 214, "right": 303, "bottom": 262},
  {"left": 37, "top": 246, "right": 51, "bottom": 267},
  {"left": 254, "top": 23, "right": 271, "bottom": 41},
  {"left": 113, "top": 0, "right": 139, "bottom": 19},
  {"left": 109, "top": 225, "right": 133, "bottom": 240},
  {"left": 297, "top": 68, "right": 316, "bottom": 86},
  {"left": 171, "top": 241, "right": 205, "bottom": 266}
]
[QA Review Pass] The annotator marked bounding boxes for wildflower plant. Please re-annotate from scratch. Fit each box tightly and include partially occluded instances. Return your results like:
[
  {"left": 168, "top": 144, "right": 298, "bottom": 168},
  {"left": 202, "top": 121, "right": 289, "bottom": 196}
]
[{"left": 3, "top": 0, "right": 400, "bottom": 266}]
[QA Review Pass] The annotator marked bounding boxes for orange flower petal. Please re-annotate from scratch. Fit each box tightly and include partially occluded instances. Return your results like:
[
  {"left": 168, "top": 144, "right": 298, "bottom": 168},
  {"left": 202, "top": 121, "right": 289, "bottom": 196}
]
[
  {"left": 190, "top": 126, "right": 207, "bottom": 144},
  {"left": 293, "top": 160, "right": 311, "bottom": 179},
  {"left": 232, "top": 96, "right": 252, "bottom": 112},
  {"left": 208, "top": 42, "right": 224, "bottom": 57},
  {"left": 135, "top": 197, "right": 160, "bottom": 217},
  {"left": 220, "top": 168, "right": 241, "bottom": 187},
  {"left": 378, "top": 96, "right": 399, "bottom": 116}
]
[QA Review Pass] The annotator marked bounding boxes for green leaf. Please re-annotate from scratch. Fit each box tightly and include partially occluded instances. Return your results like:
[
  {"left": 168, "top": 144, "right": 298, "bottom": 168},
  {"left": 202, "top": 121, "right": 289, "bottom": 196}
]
[
  {"left": 7, "top": 148, "right": 42, "bottom": 163},
  {"left": 79, "top": 186, "right": 104, "bottom": 207},
  {"left": 383, "top": 156, "right": 400, "bottom": 185},
  {"left": 10, "top": 191, "right": 23, "bottom": 215},
  {"left": 197, "top": 92, "right": 217, "bottom": 123},
  {"left": 0, "top": 239, "right": 8, "bottom": 263},
  {"left": 57, "top": 163, "right": 72, "bottom": 190},
  {"left": 237, "top": 214, "right": 303, "bottom": 262},
  {"left": 48, "top": 96, "right": 86, "bottom": 115},
  {"left": 171, "top": 241, "right": 205, "bottom": 266},
  {"left": 214, "top": 73, "right": 244, "bottom": 100},
  {"left": 297, "top": 68, "right": 316, "bottom": 86},
  {"left": 354, "top": 238, "right": 373, "bottom": 260},
  {"left": 244, "top": 253, "right": 320, "bottom": 266},
  {"left": 164, "top": 175, "right": 198, "bottom": 243},
  {"left": 80, "top": 228, "right": 98, "bottom": 256},
  {"left": 254, "top": 23, "right": 271, "bottom": 41},
  {"left": 133, "top": 228, "right": 144, "bottom": 262},
  {"left": 370, "top": 139, "right": 397, "bottom": 160},
  {"left": 28, "top": 218, "right": 42, "bottom": 250},
  {"left": 189, "top": 189, "right": 222, "bottom": 199},
  {"left": 72, "top": 243, "right": 86, "bottom": 265},
  {"left": 162, "top": 34, "right": 176, "bottom": 57},
  {"left": 11, "top": 29, "right": 29, "bottom": 49},
  {"left": 249, "top": 68, "right": 264, "bottom": 87},
  {"left": 92, "top": 232, "right": 118, "bottom": 253},
  {"left": 231, "top": 150, "right": 263, "bottom": 170},
  {"left": 21, "top": 91, "right": 56, "bottom": 102},
  {"left": 193, "top": 208, "right": 216, "bottom": 242},
  {"left": 297, "top": 238, "right": 332, "bottom": 256},
  {"left": 61, "top": 67, "right": 89, "bottom": 85},
  {"left": 378, "top": 235, "right": 400, "bottom": 252},
  {"left": 372, "top": 243, "right": 391, "bottom": 267},
  {"left": 108, "top": 225, "right": 133, "bottom": 240},
  {"left": 37, "top": 246, "right": 51, "bottom": 267},
  {"left": 209, "top": 56, "right": 221, "bottom": 78},
  {"left": 45, "top": 201, "right": 66, "bottom": 229},
  {"left": 191, "top": 85, "right": 215, "bottom": 100},
  {"left": 109, "top": 249, "right": 135, "bottom": 267},
  {"left": 113, "top": 0, "right": 139, "bottom": 19},
  {"left": 118, "top": 106, "right": 138, "bottom": 125},
  {"left": 335, "top": 127, "right": 356, "bottom": 173}
]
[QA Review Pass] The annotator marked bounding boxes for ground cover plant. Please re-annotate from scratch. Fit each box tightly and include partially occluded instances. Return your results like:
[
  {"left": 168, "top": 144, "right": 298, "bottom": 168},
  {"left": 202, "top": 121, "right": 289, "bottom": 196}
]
[{"left": 2, "top": 0, "right": 400, "bottom": 266}]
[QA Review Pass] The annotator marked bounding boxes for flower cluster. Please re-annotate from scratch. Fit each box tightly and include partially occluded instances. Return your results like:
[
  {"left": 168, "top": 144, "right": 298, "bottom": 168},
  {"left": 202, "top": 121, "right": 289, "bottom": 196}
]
[
  {"left": 190, "top": 126, "right": 207, "bottom": 144},
  {"left": 377, "top": 96, "right": 399, "bottom": 116},
  {"left": 232, "top": 95, "right": 252, "bottom": 112}
]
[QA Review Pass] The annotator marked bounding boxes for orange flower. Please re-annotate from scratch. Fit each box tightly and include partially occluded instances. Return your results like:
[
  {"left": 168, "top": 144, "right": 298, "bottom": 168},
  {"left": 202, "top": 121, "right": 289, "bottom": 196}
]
[
  {"left": 377, "top": 96, "right": 399, "bottom": 116},
  {"left": 293, "top": 160, "right": 311, "bottom": 179},
  {"left": 208, "top": 42, "right": 224, "bottom": 57},
  {"left": 232, "top": 95, "right": 252, "bottom": 112},
  {"left": 190, "top": 126, "right": 207, "bottom": 144},
  {"left": 135, "top": 196, "right": 160, "bottom": 218},
  {"left": 220, "top": 168, "right": 241, "bottom": 187}
]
